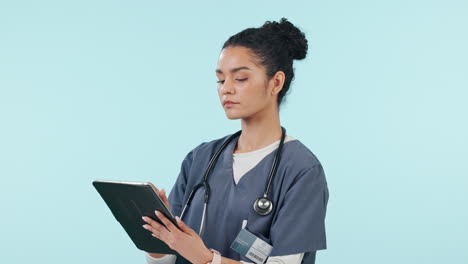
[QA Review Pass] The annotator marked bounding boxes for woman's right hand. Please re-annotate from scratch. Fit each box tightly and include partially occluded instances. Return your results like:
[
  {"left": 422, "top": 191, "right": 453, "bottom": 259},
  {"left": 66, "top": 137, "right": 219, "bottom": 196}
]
[{"left": 146, "top": 182, "right": 171, "bottom": 259}]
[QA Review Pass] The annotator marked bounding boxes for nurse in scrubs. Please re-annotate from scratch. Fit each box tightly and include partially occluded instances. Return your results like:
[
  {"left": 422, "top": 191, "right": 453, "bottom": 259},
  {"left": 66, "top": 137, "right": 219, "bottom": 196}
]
[{"left": 142, "top": 17, "right": 329, "bottom": 264}]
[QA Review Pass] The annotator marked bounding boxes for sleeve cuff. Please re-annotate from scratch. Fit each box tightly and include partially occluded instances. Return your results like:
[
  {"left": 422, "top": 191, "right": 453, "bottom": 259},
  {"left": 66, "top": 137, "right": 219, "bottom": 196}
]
[{"left": 145, "top": 252, "right": 177, "bottom": 264}]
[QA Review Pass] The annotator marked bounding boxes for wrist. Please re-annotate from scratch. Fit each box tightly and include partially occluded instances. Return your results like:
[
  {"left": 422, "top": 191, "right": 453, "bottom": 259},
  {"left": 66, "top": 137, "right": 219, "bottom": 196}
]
[
  {"left": 206, "top": 248, "right": 222, "bottom": 264},
  {"left": 147, "top": 252, "right": 167, "bottom": 259},
  {"left": 200, "top": 247, "right": 214, "bottom": 264}
]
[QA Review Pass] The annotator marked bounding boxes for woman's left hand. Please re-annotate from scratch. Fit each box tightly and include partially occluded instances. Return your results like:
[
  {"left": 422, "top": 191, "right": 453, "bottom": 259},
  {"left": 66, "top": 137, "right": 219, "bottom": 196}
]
[{"left": 142, "top": 211, "right": 213, "bottom": 264}]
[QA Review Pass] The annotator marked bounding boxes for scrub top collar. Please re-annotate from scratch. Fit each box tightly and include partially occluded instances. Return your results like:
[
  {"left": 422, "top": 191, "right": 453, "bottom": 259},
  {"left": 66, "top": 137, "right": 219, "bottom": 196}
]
[{"left": 221, "top": 133, "right": 291, "bottom": 187}]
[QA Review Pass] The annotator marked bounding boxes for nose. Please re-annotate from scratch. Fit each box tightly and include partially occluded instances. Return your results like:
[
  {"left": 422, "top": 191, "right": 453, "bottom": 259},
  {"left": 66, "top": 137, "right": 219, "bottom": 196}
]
[{"left": 219, "top": 79, "right": 235, "bottom": 95}]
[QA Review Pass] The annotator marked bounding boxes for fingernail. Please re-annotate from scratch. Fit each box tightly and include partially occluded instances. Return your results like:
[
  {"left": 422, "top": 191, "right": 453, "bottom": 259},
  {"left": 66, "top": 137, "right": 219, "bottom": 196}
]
[
  {"left": 155, "top": 210, "right": 159, "bottom": 216},
  {"left": 176, "top": 216, "right": 181, "bottom": 223},
  {"left": 141, "top": 216, "right": 146, "bottom": 221},
  {"left": 142, "top": 224, "right": 148, "bottom": 229}
]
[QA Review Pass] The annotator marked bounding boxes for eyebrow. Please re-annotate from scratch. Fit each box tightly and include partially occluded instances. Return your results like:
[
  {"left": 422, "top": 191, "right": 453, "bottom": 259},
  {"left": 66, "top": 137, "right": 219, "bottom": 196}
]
[{"left": 215, "top": 66, "right": 252, "bottom": 74}]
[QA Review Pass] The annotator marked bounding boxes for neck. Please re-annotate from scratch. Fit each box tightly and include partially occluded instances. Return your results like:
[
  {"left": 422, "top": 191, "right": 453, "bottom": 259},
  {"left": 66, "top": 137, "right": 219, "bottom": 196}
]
[{"left": 234, "top": 108, "right": 283, "bottom": 154}]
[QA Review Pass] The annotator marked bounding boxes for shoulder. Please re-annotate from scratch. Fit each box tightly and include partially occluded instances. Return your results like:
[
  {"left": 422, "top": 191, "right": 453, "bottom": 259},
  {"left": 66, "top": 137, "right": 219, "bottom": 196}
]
[
  {"left": 278, "top": 138, "right": 327, "bottom": 191},
  {"left": 282, "top": 138, "right": 323, "bottom": 171}
]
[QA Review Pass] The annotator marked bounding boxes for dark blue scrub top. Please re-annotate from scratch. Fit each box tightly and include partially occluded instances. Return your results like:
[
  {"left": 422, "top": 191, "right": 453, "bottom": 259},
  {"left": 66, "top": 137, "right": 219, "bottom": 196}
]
[{"left": 167, "top": 133, "right": 329, "bottom": 264}]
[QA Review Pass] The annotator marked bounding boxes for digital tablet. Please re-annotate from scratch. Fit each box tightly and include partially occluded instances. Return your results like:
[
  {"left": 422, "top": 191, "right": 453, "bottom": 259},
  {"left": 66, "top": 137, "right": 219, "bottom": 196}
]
[{"left": 93, "top": 180, "right": 179, "bottom": 254}]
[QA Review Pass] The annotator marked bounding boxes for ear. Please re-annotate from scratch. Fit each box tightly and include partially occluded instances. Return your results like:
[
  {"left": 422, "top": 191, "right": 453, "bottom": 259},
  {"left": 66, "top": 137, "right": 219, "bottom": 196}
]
[{"left": 269, "top": 71, "right": 285, "bottom": 96}]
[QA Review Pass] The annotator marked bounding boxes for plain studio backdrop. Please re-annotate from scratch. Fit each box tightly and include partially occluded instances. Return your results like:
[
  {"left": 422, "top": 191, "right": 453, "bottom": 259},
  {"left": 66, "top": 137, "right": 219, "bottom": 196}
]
[{"left": 0, "top": 0, "right": 466, "bottom": 263}]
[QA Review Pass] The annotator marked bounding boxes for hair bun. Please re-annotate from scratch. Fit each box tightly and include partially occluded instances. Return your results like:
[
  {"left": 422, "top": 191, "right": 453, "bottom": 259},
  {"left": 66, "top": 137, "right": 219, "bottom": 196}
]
[{"left": 262, "top": 17, "right": 308, "bottom": 60}]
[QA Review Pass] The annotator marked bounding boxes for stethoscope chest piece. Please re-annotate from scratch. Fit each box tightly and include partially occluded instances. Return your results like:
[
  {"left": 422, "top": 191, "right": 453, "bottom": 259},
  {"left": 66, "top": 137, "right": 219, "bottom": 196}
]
[{"left": 254, "top": 196, "right": 273, "bottom": 216}]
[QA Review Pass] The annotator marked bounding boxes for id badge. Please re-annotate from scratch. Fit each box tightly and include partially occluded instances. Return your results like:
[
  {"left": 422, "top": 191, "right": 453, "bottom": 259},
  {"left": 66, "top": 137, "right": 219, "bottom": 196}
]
[{"left": 230, "top": 227, "right": 273, "bottom": 264}]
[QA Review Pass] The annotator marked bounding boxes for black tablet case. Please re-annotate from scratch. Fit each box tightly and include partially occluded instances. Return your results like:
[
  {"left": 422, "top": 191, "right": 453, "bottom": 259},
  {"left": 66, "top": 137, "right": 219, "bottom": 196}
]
[{"left": 93, "top": 180, "right": 180, "bottom": 255}]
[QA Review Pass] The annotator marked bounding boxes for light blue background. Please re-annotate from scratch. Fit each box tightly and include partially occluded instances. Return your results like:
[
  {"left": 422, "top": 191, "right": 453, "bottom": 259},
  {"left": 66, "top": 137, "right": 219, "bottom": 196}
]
[{"left": 0, "top": 0, "right": 467, "bottom": 263}]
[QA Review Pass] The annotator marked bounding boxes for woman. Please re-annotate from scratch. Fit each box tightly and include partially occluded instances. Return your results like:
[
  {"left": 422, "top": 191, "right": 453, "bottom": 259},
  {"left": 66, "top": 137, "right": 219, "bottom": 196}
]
[{"left": 142, "top": 17, "right": 329, "bottom": 264}]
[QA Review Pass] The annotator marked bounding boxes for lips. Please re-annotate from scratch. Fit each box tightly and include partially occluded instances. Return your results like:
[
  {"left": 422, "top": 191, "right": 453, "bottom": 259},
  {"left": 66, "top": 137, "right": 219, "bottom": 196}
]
[{"left": 223, "top": 100, "right": 239, "bottom": 106}]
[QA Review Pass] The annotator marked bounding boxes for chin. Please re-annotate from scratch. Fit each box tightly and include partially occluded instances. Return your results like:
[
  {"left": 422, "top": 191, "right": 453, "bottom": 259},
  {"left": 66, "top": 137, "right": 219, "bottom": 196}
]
[
  {"left": 224, "top": 111, "right": 243, "bottom": 120},
  {"left": 225, "top": 114, "right": 241, "bottom": 120}
]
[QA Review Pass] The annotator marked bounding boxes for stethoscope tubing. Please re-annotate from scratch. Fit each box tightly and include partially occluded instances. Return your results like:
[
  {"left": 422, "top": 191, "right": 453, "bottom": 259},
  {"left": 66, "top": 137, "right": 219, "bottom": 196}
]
[{"left": 179, "top": 127, "right": 286, "bottom": 235}]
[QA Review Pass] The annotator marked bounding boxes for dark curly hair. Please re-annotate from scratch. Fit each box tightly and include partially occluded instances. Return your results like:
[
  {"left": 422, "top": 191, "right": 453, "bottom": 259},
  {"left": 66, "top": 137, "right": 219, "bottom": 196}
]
[{"left": 222, "top": 17, "right": 308, "bottom": 109}]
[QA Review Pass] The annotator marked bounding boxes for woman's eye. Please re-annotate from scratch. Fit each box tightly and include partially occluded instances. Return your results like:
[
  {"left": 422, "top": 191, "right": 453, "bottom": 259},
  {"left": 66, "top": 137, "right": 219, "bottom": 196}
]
[{"left": 216, "top": 78, "right": 247, "bottom": 84}]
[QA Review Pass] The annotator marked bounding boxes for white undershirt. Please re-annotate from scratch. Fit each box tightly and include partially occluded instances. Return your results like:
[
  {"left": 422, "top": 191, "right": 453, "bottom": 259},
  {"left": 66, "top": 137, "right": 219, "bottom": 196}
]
[
  {"left": 145, "top": 135, "right": 305, "bottom": 264},
  {"left": 232, "top": 135, "right": 295, "bottom": 185}
]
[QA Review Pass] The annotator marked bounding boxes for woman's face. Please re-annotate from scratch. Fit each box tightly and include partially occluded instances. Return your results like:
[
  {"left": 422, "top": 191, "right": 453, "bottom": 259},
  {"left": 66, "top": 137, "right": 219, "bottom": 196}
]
[{"left": 216, "top": 46, "right": 280, "bottom": 120}]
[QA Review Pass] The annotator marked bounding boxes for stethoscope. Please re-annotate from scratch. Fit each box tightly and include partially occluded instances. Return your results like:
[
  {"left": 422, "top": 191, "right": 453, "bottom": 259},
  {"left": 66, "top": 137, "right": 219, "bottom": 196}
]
[{"left": 179, "top": 126, "right": 286, "bottom": 235}]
